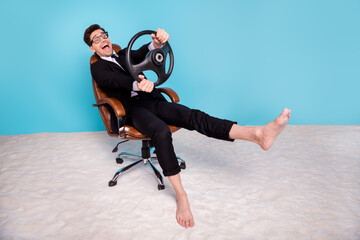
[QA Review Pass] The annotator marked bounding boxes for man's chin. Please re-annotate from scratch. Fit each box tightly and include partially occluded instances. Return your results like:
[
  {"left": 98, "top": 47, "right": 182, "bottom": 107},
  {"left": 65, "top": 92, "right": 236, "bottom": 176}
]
[{"left": 98, "top": 50, "right": 113, "bottom": 57}]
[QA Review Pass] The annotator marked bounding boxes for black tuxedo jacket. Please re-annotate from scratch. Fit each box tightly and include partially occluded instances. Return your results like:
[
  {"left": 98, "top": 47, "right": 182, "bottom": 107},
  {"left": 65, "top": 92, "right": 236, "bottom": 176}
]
[{"left": 90, "top": 43, "right": 166, "bottom": 132}]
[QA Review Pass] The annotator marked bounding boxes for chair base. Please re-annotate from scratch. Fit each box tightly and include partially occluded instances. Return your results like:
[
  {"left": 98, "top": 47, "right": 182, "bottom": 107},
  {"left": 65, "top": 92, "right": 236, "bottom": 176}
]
[{"left": 109, "top": 140, "right": 186, "bottom": 190}]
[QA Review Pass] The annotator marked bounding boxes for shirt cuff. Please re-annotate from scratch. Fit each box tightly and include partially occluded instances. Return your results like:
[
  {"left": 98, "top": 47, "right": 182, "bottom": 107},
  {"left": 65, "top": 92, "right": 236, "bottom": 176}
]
[
  {"left": 148, "top": 41, "right": 163, "bottom": 51},
  {"left": 132, "top": 81, "right": 140, "bottom": 91},
  {"left": 148, "top": 42, "right": 155, "bottom": 51}
]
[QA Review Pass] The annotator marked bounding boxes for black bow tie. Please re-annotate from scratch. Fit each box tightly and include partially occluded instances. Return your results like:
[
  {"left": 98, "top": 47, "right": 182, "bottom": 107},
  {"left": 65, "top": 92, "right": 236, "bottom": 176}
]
[{"left": 111, "top": 54, "right": 118, "bottom": 58}]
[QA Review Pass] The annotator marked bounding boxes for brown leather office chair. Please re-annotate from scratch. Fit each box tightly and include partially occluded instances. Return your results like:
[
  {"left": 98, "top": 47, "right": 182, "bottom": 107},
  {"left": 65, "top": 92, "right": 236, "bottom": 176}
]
[{"left": 90, "top": 44, "right": 185, "bottom": 190}]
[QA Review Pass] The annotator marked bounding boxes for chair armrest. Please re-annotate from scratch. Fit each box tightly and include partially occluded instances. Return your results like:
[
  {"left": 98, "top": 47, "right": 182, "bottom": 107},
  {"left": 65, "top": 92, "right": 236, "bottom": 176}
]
[
  {"left": 93, "top": 97, "right": 126, "bottom": 117},
  {"left": 157, "top": 87, "right": 180, "bottom": 103}
]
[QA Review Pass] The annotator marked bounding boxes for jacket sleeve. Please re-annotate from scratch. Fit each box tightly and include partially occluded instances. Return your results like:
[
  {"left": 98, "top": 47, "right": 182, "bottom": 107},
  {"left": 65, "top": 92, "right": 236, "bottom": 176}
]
[
  {"left": 91, "top": 61, "right": 134, "bottom": 90},
  {"left": 119, "top": 42, "right": 151, "bottom": 64},
  {"left": 132, "top": 42, "right": 151, "bottom": 64}
]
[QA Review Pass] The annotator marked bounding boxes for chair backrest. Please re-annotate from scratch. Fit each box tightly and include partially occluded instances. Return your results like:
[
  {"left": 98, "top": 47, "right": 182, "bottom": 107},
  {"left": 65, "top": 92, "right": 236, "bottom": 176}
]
[{"left": 90, "top": 44, "right": 122, "bottom": 137}]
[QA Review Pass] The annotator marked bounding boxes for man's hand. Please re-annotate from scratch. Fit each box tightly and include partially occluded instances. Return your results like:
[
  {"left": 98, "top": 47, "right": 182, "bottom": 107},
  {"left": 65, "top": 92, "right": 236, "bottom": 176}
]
[
  {"left": 151, "top": 28, "right": 169, "bottom": 49},
  {"left": 137, "top": 75, "right": 154, "bottom": 93}
]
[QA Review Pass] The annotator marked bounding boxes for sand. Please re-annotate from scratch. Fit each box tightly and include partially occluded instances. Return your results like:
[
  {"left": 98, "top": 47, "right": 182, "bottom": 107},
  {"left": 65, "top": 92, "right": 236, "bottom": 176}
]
[{"left": 0, "top": 125, "right": 359, "bottom": 239}]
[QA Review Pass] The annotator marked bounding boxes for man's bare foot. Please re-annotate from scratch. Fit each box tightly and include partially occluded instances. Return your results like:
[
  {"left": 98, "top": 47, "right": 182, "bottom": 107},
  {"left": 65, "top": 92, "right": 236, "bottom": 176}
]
[
  {"left": 257, "top": 108, "right": 291, "bottom": 150},
  {"left": 176, "top": 193, "right": 195, "bottom": 228}
]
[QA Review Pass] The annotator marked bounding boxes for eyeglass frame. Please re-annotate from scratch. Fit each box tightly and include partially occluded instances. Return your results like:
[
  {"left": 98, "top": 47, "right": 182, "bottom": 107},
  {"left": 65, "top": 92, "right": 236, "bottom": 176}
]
[{"left": 90, "top": 32, "right": 109, "bottom": 46}]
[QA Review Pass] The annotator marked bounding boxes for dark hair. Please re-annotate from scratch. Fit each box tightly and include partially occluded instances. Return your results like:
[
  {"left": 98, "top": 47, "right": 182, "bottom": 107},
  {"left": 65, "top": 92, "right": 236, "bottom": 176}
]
[{"left": 83, "top": 24, "right": 106, "bottom": 46}]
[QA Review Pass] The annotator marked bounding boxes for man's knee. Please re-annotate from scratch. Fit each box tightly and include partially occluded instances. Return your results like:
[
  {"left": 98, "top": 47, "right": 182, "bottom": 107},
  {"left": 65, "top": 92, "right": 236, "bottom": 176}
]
[{"left": 153, "top": 126, "right": 172, "bottom": 141}]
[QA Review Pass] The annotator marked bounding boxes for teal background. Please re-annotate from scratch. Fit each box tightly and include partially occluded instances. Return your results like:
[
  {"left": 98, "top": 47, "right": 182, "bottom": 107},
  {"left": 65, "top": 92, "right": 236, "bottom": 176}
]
[{"left": 0, "top": 0, "right": 359, "bottom": 135}]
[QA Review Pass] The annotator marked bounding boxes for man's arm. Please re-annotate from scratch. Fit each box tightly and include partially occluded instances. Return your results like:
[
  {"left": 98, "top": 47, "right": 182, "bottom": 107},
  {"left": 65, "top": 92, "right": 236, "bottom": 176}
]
[
  {"left": 124, "top": 43, "right": 151, "bottom": 64},
  {"left": 91, "top": 60, "right": 135, "bottom": 90}
]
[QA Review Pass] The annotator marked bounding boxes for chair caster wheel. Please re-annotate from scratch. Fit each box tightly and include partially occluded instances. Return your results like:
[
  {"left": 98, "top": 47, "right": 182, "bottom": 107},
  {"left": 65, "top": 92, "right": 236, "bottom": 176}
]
[
  {"left": 158, "top": 184, "right": 165, "bottom": 190},
  {"left": 180, "top": 162, "right": 186, "bottom": 169},
  {"left": 109, "top": 180, "right": 117, "bottom": 187},
  {"left": 116, "top": 157, "right": 123, "bottom": 164}
]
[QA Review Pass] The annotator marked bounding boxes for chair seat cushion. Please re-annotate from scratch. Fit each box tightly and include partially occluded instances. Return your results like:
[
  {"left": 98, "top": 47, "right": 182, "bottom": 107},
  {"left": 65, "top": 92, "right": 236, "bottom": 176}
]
[{"left": 119, "top": 125, "right": 180, "bottom": 140}]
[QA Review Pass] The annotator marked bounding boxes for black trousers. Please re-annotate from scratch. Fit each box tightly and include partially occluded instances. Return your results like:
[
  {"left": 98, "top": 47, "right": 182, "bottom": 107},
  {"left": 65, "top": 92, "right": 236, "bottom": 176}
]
[{"left": 126, "top": 98, "right": 236, "bottom": 176}]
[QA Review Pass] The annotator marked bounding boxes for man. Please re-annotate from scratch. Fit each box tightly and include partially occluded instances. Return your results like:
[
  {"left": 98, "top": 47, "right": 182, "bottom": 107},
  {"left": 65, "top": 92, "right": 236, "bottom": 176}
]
[{"left": 84, "top": 24, "right": 291, "bottom": 228}]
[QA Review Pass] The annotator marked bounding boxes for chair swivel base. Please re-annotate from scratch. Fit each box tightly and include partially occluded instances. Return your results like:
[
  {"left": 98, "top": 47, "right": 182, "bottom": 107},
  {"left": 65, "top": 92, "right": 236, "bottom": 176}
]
[
  {"left": 108, "top": 158, "right": 165, "bottom": 190},
  {"left": 108, "top": 140, "right": 186, "bottom": 190}
]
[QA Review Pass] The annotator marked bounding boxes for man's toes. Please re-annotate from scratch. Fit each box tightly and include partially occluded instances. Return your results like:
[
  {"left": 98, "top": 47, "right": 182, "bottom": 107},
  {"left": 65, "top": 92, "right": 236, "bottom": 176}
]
[
  {"left": 284, "top": 110, "right": 291, "bottom": 120},
  {"left": 278, "top": 108, "right": 288, "bottom": 119},
  {"left": 284, "top": 108, "right": 291, "bottom": 116},
  {"left": 177, "top": 217, "right": 183, "bottom": 226},
  {"left": 182, "top": 220, "right": 186, "bottom": 228}
]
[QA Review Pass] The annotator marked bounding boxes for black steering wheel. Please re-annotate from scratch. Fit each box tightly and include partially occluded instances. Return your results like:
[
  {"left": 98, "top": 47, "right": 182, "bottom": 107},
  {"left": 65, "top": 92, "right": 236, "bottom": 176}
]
[{"left": 125, "top": 30, "right": 174, "bottom": 86}]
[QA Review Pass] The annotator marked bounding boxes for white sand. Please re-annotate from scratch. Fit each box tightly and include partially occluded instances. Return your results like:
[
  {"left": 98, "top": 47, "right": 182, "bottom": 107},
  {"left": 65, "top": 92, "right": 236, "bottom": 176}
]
[{"left": 0, "top": 125, "right": 359, "bottom": 239}]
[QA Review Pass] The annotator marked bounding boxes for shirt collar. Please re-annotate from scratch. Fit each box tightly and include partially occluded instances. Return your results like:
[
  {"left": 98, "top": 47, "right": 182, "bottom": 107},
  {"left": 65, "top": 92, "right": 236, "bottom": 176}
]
[{"left": 100, "top": 50, "right": 118, "bottom": 61}]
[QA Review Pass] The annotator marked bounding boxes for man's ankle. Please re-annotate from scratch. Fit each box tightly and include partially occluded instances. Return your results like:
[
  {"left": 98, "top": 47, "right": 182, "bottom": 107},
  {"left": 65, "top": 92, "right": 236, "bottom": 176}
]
[
  {"left": 176, "top": 191, "right": 188, "bottom": 199},
  {"left": 254, "top": 126, "right": 263, "bottom": 144}
]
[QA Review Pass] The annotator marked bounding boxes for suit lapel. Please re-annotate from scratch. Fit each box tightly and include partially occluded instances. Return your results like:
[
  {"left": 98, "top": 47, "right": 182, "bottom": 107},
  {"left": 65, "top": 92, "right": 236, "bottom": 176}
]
[
  {"left": 100, "top": 56, "right": 128, "bottom": 73},
  {"left": 113, "top": 55, "right": 130, "bottom": 74},
  {"left": 116, "top": 56, "right": 129, "bottom": 73}
]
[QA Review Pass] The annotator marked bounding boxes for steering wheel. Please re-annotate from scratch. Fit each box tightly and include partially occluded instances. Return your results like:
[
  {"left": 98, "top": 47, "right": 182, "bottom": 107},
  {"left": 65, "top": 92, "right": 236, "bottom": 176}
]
[{"left": 125, "top": 30, "right": 174, "bottom": 86}]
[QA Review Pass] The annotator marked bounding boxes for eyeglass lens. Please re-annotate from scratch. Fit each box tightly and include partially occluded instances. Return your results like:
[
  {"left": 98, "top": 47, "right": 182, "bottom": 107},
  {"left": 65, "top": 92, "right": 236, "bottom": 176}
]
[{"left": 93, "top": 32, "right": 108, "bottom": 44}]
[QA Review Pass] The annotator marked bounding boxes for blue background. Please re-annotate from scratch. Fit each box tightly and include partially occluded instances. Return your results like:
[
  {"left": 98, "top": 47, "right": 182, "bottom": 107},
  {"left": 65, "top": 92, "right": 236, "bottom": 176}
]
[{"left": 0, "top": 0, "right": 359, "bottom": 135}]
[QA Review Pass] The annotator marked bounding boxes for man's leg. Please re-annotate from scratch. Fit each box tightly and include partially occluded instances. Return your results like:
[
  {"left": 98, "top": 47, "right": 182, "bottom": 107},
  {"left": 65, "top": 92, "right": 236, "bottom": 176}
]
[
  {"left": 127, "top": 105, "right": 180, "bottom": 175},
  {"left": 154, "top": 101, "right": 236, "bottom": 141},
  {"left": 155, "top": 101, "right": 291, "bottom": 150},
  {"left": 127, "top": 104, "right": 195, "bottom": 228},
  {"left": 167, "top": 173, "right": 194, "bottom": 228},
  {"left": 228, "top": 108, "right": 291, "bottom": 150}
]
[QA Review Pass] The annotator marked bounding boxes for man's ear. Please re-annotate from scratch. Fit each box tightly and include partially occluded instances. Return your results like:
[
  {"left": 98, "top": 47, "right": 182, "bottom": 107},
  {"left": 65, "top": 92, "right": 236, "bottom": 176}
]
[{"left": 89, "top": 46, "right": 96, "bottom": 53}]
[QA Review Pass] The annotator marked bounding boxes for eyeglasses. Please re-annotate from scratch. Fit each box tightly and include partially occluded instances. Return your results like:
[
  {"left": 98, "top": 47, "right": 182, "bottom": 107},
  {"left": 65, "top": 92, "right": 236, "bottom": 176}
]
[{"left": 90, "top": 32, "right": 108, "bottom": 45}]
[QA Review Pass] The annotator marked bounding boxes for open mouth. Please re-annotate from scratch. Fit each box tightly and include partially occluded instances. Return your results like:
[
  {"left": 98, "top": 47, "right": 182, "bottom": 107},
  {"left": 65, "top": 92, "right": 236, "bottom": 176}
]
[{"left": 102, "top": 43, "right": 110, "bottom": 51}]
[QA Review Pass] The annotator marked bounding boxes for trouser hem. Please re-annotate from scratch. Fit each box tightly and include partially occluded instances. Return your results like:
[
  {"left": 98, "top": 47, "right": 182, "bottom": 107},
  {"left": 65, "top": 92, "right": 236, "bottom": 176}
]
[{"left": 163, "top": 166, "right": 181, "bottom": 177}]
